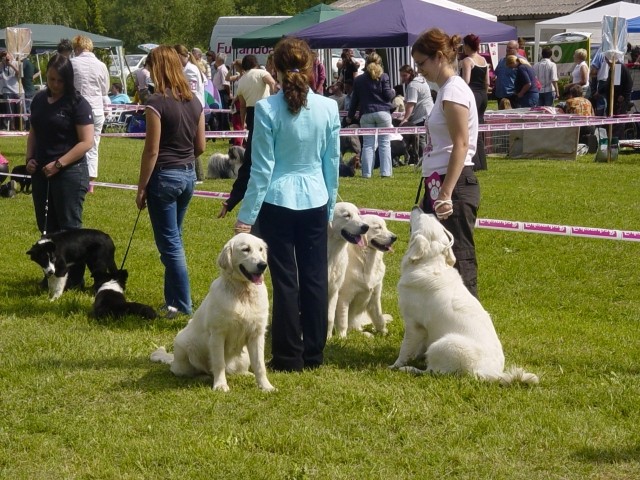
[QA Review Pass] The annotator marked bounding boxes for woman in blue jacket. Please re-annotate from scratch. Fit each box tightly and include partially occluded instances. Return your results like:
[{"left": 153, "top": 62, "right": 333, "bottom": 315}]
[{"left": 235, "top": 38, "right": 341, "bottom": 372}]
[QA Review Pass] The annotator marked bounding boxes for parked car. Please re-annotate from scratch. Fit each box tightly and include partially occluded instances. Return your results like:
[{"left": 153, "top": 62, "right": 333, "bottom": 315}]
[{"left": 108, "top": 54, "right": 147, "bottom": 80}]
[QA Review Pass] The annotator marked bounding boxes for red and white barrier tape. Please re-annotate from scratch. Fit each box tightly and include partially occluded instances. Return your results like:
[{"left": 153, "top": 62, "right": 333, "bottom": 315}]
[
  {"left": 56, "top": 180, "right": 640, "bottom": 242},
  {"left": 1, "top": 114, "right": 639, "bottom": 138},
  {"left": 2, "top": 175, "right": 636, "bottom": 241}
]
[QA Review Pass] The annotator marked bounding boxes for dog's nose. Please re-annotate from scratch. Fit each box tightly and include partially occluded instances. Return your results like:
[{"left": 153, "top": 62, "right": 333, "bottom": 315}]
[
  {"left": 360, "top": 224, "right": 369, "bottom": 233},
  {"left": 390, "top": 234, "right": 398, "bottom": 243},
  {"left": 256, "top": 261, "right": 268, "bottom": 273}
]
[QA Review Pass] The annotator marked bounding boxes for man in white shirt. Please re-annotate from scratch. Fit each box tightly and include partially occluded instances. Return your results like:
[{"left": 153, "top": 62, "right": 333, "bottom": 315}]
[
  {"left": 533, "top": 47, "right": 559, "bottom": 106},
  {"left": 71, "top": 35, "right": 110, "bottom": 189},
  {"left": 399, "top": 65, "right": 433, "bottom": 164},
  {"left": 212, "top": 53, "right": 230, "bottom": 131}
]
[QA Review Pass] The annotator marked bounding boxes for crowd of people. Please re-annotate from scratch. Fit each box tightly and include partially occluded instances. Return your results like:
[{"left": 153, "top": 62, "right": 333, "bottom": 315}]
[{"left": 11, "top": 29, "right": 639, "bottom": 371}]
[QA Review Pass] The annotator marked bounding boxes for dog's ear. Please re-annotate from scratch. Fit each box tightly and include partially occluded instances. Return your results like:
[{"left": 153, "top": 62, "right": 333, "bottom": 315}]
[
  {"left": 218, "top": 242, "right": 234, "bottom": 274},
  {"left": 406, "top": 234, "right": 429, "bottom": 263},
  {"left": 444, "top": 246, "right": 456, "bottom": 267}
]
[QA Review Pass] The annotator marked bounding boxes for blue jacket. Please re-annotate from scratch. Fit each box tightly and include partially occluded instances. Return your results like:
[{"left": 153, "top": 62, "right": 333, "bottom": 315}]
[
  {"left": 348, "top": 72, "right": 395, "bottom": 119},
  {"left": 237, "top": 90, "right": 341, "bottom": 225}
]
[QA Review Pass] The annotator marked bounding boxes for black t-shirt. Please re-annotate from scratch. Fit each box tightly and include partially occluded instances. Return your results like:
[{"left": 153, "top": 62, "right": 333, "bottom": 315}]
[
  {"left": 146, "top": 89, "right": 202, "bottom": 168},
  {"left": 30, "top": 91, "right": 94, "bottom": 167}
]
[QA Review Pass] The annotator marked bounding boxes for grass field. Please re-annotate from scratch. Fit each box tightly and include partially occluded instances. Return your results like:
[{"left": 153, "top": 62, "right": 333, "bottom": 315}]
[{"left": 1, "top": 135, "right": 639, "bottom": 479}]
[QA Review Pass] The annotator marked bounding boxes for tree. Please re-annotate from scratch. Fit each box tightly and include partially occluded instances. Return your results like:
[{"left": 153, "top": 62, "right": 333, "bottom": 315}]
[{"left": 0, "top": 0, "right": 71, "bottom": 30}]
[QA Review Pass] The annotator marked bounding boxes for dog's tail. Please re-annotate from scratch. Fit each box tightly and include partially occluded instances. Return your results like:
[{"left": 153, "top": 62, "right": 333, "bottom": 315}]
[
  {"left": 150, "top": 346, "right": 174, "bottom": 365},
  {"left": 123, "top": 301, "right": 158, "bottom": 319},
  {"left": 497, "top": 366, "right": 539, "bottom": 386}
]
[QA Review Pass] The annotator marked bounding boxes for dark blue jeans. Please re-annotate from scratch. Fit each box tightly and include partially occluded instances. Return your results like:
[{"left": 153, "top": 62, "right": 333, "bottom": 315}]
[
  {"left": 146, "top": 165, "right": 196, "bottom": 314},
  {"left": 258, "top": 202, "right": 329, "bottom": 370},
  {"left": 31, "top": 160, "right": 89, "bottom": 234}
]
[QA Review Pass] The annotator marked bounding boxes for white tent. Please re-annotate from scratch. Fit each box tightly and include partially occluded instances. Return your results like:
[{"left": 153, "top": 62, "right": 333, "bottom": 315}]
[{"left": 534, "top": 1, "right": 640, "bottom": 60}]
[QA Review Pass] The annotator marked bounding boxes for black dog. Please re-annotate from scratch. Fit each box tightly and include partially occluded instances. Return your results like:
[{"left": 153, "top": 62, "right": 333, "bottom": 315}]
[
  {"left": 11, "top": 165, "right": 31, "bottom": 193},
  {"left": 93, "top": 269, "right": 157, "bottom": 320},
  {"left": 26, "top": 229, "right": 118, "bottom": 300}
]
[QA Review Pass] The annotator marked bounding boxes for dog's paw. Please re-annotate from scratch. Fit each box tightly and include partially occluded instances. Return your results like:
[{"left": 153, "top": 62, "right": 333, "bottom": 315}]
[
  {"left": 259, "top": 382, "right": 277, "bottom": 392},
  {"left": 398, "top": 366, "right": 427, "bottom": 375},
  {"left": 383, "top": 314, "right": 393, "bottom": 324},
  {"left": 388, "top": 362, "right": 403, "bottom": 370},
  {"left": 213, "top": 383, "right": 230, "bottom": 392},
  {"left": 361, "top": 331, "right": 374, "bottom": 338}
]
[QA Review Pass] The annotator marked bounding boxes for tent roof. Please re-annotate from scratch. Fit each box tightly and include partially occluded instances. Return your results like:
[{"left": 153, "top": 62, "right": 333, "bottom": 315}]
[
  {"left": 628, "top": 15, "right": 640, "bottom": 32},
  {"left": 536, "top": 1, "right": 640, "bottom": 27},
  {"left": 0, "top": 24, "right": 123, "bottom": 49},
  {"left": 232, "top": 4, "right": 345, "bottom": 48},
  {"left": 332, "top": 0, "right": 497, "bottom": 21},
  {"left": 290, "top": 0, "right": 516, "bottom": 48}
]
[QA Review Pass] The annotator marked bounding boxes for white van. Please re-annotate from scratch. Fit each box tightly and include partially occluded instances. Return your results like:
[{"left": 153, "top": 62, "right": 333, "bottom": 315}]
[{"left": 209, "top": 16, "right": 290, "bottom": 66}]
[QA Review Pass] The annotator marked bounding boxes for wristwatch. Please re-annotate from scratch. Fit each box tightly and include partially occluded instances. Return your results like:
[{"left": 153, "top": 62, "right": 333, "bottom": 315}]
[{"left": 54, "top": 160, "right": 64, "bottom": 169}]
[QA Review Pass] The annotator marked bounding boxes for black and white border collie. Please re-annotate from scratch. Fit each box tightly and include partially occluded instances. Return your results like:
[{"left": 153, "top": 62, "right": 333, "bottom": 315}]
[
  {"left": 26, "top": 229, "right": 118, "bottom": 300},
  {"left": 93, "top": 269, "right": 157, "bottom": 320}
]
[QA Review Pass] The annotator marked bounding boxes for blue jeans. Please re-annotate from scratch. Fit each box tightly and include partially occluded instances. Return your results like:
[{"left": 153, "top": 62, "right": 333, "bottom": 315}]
[
  {"left": 31, "top": 160, "right": 89, "bottom": 234},
  {"left": 538, "top": 91, "right": 554, "bottom": 107},
  {"left": 360, "top": 111, "right": 392, "bottom": 177},
  {"left": 146, "top": 165, "right": 196, "bottom": 314}
]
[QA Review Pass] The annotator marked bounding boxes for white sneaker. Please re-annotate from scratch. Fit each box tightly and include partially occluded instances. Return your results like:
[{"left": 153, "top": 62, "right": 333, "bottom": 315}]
[
  {"left": 195, "top": 181, "right": 204, "bottom": 185},
  {"left": 159, "top": 305, "right": 179, "bottom": 319}
]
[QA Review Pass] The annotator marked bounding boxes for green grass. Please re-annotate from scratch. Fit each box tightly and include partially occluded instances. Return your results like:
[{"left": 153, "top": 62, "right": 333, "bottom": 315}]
[{"left": 1, "top": 137, "right": 640, "bottom": 479}]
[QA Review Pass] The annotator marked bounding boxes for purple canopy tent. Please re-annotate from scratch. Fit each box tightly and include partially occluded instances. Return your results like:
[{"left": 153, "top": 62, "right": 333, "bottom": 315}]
[{"left": 288, "top": 0, "right": 516, "bottom": 48}]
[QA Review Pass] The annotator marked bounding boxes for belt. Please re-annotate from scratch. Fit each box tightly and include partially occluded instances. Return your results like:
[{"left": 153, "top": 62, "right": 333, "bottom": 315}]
[{"left": 156, "top": 162, "right": 194, "bottom": 171}]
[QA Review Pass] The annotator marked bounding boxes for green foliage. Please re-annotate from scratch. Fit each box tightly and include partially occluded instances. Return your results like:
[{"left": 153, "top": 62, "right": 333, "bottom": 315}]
[
  {"left": 0, "top": 0, "right": 71, "bottom": 29},
  {"left": 1, "top": 135, "right": 640, "bottom": 478},
  {"left": 84, "top": 0, "right": 106, "bottom": 35},
  {"left": 1, "top": 0, "right": 324, "bottom": 54}
]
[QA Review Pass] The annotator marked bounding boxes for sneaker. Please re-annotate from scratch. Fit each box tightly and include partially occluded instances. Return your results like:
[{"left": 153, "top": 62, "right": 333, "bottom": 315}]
[
  {"left": 195, "top": 181, "right": 204, "bottom": 185},
  {"left": 159, "top": 305, "right": 179, "bottom": 319}
]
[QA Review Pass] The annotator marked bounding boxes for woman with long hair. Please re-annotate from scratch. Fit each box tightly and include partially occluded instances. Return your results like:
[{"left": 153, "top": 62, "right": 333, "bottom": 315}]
[
  {"left": 136, "top": 45, "right": 206, "bottom": 317},
  {"left": 25, "top": 54, "right": 94, "bottom": 288},
  {"left": 346, "top": 52, "right": 396, "bottom": 178},
  {"left": 26, "top": 55, "right": 93, "bottom": 230},
  {"left": 412, "top": 28, "right": 480, "bottom": 297},
  {"left": 460, "top": 33, "right": 489, "bottom": 170},
  {"left": 235, "top": 38, "right": 341, "bottom": 372}
]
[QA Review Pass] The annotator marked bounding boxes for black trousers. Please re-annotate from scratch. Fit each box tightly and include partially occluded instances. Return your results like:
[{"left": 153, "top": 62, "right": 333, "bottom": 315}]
[
  {"left": 258, "top": 202, "right": 328, "bottom": 370},
  {"left": 422, "top": 166, "right": 480, "bottom": 297}
]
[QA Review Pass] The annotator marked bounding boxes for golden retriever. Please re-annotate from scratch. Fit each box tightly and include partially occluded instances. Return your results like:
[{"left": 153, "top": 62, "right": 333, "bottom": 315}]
[
  {"left": 150, "top": 233, "right": 275, "bottom": 392},
  {"left": 390, "top": 208, "right": 538, "bottom": 385},
  {"left": 334, "top": 214, "right": 396, "bottom": 337},
  {"left": 327, "top": 202, "right": 369, "bottom": 338}
]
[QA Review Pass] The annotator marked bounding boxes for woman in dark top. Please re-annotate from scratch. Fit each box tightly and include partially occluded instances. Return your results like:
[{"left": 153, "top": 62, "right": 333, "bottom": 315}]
[
  {"left": 345, "top": 53, "right": 396, "bottom": 178},
  {"left": 460, "top": 34, "right": 489, "bottom": 171},
  {"left": 136, "top": 45, "right": 206, "bottom": 317},
  {"left": 506, "top": 55, "right": 539, "bottom": 108},
  {"left": 26, "top": 54, "right": 94, "bottom": 235}
]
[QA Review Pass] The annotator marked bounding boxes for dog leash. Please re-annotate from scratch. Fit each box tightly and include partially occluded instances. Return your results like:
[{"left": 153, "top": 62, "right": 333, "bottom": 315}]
[
  {"left": 42, "top": 180, "right": 50, "bottom": 236},
  {"left": 120, "top": 208, "right": 142, "bottom": 270}
]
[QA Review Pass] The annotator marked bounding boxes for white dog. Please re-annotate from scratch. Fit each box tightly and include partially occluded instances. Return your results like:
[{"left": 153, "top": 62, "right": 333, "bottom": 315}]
[
  {"left": 327, "top": 202, "right": 369, "bottom": 338},
  {"left": 206, "top": 146, "right": 245, "bottom": 179},
  {"left": 390, "top": 208, "right": 538, "bottom": 385},
  {"left": 150, "top": 233, "right": 275, "bottom": 392},
  {"left": 334, "top": 214, "right": 397, "bottom": 338}
]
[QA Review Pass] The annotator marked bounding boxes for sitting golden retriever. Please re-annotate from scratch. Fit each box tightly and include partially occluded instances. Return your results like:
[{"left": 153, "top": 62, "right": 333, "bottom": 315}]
[
  {"left": 327, "top": 202, "right": 369, "bottom": 338},
  {"left": 150, "top": 233, "right": 275, "bottom": 392},
  {"left": 334, "top": 214, "right": 396, "bottom": 337},
  {"left": 390, "top": 208, "right": 538, "bottom": 385}
]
